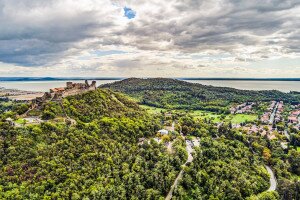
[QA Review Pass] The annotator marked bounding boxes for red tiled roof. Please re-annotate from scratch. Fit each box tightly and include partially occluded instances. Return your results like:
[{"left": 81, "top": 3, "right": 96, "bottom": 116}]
[
  {"left": 291, "top": 110, "right": 300, "bottom": 116},
  {"left": 52, "top": 87, "right": 65, "bottom": 92},
  {"left": 288, "top": 116, "right": 298, "bottom": 122}
]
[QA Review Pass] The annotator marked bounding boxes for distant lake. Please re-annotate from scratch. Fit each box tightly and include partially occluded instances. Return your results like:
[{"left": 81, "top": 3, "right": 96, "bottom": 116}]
[
  {"left": 185, "top": 80, "right": 300, "bottom": 92},
  {"left": 0, "top": 79, "right": 299, "bottom": 93},
  {"left": 0, "top": 80, "right": 117, "bottom": 92}
]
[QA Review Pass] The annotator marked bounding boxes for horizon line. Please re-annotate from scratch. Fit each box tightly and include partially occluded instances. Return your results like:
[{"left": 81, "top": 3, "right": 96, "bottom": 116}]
[{"left": 0, "top": 77, "right": 300, "bottom": 81}]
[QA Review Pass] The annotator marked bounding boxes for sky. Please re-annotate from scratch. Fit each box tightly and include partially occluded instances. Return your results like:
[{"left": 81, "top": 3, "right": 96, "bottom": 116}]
[{"left": 0, "top": 0, "right": 299, "bottom": 78}]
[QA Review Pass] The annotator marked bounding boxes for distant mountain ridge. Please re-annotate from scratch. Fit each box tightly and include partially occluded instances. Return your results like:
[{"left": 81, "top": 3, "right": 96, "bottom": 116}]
[
  {"left": 101, "top": 78, "right": 300, "bottom": 112},
  {"left": 0, "top": 77, "right": 122, "bottom": 81},
  {"left": 0, "top": 77, "right": 299, "bottom": 82},
  {"left": 180, "top": 77, "right": 300, "bottom": 81}
]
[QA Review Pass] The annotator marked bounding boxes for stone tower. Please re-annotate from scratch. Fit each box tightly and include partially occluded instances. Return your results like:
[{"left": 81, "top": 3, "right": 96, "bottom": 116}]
[{"left": 66, "top": 82, "right": 73, "bottom": 89}]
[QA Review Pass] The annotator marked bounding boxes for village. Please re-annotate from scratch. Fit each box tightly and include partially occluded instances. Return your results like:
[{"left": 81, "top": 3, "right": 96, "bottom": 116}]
[{"left": 138, "top": 100, "right": 300, "bottom": 153}]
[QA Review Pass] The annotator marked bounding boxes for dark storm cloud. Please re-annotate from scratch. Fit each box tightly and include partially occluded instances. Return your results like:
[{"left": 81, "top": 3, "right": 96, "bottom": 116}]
[
  {"left": 121, "top": 0, "right": 300, "bottom": 55},
  {"left": 0, "top": 0, "right": 117, "bottom": 66}
]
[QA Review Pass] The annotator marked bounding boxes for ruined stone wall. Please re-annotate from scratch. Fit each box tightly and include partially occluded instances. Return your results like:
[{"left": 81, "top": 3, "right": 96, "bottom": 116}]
[
  {"left": 61, "top": 85, "right": 96, "bottom": 98},
  {"left": 62, "top": 88, "right": 84, "bottom": 97},
  {"left": 33, "top": 81, "right": 96, "bottom": 105}
]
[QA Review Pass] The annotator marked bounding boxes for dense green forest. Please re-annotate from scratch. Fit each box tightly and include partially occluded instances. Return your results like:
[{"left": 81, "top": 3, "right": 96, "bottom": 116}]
[
  {"left": 101, "top": 78, "right": 300, "bottom": 113},
  {"left": 172, "top": 117, "right": 271, "bottom": 199},
  {"left": 0, "top": 89, "right": 187, "bottom": 199},
  {"left": 0, "top": 84, "right": 299, "bottom": 199},
  {"left": 173, "top": 137, "right": 270, "bottom": 199},
  {"left": 173, "top": 117, "right": 300, "bottom": 200}
]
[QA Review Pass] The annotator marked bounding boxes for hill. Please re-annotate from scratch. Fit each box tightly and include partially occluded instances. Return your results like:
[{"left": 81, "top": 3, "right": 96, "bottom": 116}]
[
  {"left": 40, "top": 88, "right": 148, "bottom": 122},
  {"left": 0, "top": 88, "right": 187, "bottom": 199},
  {"left": 1, "top": 87, "right": 299, "bottom": 199},
  {"left": 101, "top": 78, "right": 300, "bottom": 112}
]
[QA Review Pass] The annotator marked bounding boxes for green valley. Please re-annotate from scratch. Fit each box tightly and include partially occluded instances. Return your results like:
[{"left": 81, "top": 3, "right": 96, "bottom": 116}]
[{"left": 0, "top": 79, "right": 299, "bottom": 200}]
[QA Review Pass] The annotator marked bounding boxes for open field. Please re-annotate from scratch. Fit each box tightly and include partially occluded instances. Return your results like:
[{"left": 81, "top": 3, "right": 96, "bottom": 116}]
[
  {"left": 142, "top": 105, "right": 259, "bottom": 124},
  {"left": 226, "top": 114, "right": 258, "bottom": 124},
  {"left": 140, "top": 105, "right": 167, "bottom": 114},
  {"left": 190, "top": 110, "right": 222, "bottom": 122},
  {"left": 15, "top": 118, "right": 26, "bottom": 124},
  {"left": 190, "top": 110, "right": 257, "bottom": 124}
]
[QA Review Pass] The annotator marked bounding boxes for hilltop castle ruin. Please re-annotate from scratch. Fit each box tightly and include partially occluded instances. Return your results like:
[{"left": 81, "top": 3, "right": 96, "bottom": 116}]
[{"left": 34, "top": 80, "right": 96, "bottom": 105}]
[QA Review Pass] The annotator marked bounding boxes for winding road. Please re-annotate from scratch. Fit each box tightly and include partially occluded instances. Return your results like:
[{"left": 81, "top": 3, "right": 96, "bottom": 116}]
[{"left": 265, "top": 165, "right": 277, "bottom": 191}]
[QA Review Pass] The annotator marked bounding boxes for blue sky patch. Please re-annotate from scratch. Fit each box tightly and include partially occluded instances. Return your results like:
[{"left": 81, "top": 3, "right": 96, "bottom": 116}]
[
  {"left": 124, "top": 7, "right": 136, "bottom": 19},
  {"left": 93, "top": 50, "right": 126, "bottom": 56}
]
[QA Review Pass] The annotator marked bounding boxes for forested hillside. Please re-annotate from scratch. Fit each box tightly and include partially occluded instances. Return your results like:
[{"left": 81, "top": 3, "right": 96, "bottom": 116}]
[
  {"left": 173, "top": 116, "right": 300, "bottom": 200},
  {"left": 0, "top": 89, "right": 186, "bottom": 199},
  {"left": 101, "top": 78, "right": 300, "bottom": 112},
  {"left": 173, "top": 137, "right": 271, "bottom": 199},
  {"left": 1, "top": 87, "right": 299, "bottom": 199}
]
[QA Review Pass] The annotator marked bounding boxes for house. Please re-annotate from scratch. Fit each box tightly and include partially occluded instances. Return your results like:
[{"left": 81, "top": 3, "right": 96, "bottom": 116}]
[
  {"left": 277, "top": 102, "right": 284, "bottom": 112},
  {"left": 249, "top": 125, "right": 258, "bottom": 133},
  {"left": 280, "top": 142, "right": 288, "bottom": 150},
  {"left": 261, "top": 113, "right": 270, "bottom": 124},
  {"left": 138, "top": 138, "right": 146, "bottom": 145},
  {"left": 5, "top": 117, "right": 15, "bottom": 126},
  {"left": 230, "top": 102, "right": 254, "bottom": 114},
  {"left": 288, "top": 116, "right": 298, "bottom": 124},
  {"left": 230, "top": 107, "right": 236, "bottom": 114},
  {"left": 268, "top": 134, "right": 277, "bottom": 140},
  {"left": 291, "top": 110, "right": 300, "bottom": 116},
  {"left": 158, "top": 129, "right": 169, "bottom": 135},
  {"left": 165, "top": 112, "right": 172, "bottom": 117},
  {"left": 260, "top": 130, "right": 267, "bottom": 137}
]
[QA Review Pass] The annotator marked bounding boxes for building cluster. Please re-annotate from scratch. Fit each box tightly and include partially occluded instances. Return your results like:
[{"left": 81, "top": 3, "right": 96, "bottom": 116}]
[
  {"left": 260, "top": 113, "right": 270, "bottom": 124},
  {"left": 33, "top": 80, "right": 96, "bottom": 106},
  {"left": 288, "top": 108, "right": 300, "bottom": 124},
  {"left": 260, "top": 101, "right": 279, "bottom": 124},
  {"left": 274, "top": 101, "right": 284, "bottom": 123},
  {"left": 230, "top": 102, "right": 255, "bottom": 114},
  {"left": 261, "top": 101, "right": 284, "bottom": 124},
  {"left": 242, "top": 124, "right": 276, "bottom": 140},
  {"left": 234, "top": 101, "right": 300, "bottom": 143}
]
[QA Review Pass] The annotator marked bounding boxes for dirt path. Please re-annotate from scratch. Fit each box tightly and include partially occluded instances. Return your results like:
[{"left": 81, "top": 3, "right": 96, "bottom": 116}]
[
  {"left": 165, "top": 139, "right": 197, "bottom": 200},
  {"left": 165, "top": 170, "right": 184, "bottom": 200}
]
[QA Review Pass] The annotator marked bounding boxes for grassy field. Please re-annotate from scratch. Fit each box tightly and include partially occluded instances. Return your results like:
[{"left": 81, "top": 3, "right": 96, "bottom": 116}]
[
  {"left": 226, "top": 114, "right": 258, "bottom": 124},
  {"left": 15, "top": 118, "right": 26, "bottom": 124},
  {"left": 140, "top": 105, "right": 167, "bottom": 114},
  {"left": 190, "top": 110, "right": 222, "bottom": 122},
  {"left": 191, "top": 110, "right": 257, "bottom": 124},
  {"left": 140, "top": 105, "right": 258, "bottom": 124}
]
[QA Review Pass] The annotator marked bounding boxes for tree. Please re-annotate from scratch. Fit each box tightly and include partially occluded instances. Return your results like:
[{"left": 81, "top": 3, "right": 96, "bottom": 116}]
[
  {"left": 41, "top": 110, "right": 55, "bottom": 120},
  {"left": 263, "top": 147, "right": 272, "bottom": 163},
  {"left": 288, "top": 150, "right": 300, "bottom": 175}
]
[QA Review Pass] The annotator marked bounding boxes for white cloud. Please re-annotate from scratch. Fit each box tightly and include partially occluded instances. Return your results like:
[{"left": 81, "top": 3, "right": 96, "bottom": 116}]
[{"left": 0, "top": 0, "right": 299, "bottom": 77}]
